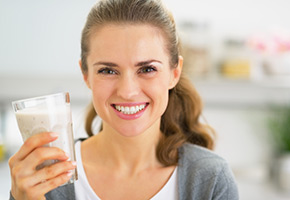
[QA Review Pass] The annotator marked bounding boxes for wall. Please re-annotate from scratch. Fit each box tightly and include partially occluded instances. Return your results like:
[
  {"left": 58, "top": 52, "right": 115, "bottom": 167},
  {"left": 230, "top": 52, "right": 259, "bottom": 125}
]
[{"left": 0, "top": 0, "right": 96, "bottom": 75}]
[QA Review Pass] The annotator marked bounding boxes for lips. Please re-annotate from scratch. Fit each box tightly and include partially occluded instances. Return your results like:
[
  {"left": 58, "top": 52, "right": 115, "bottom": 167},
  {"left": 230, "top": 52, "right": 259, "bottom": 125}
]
[{"left": 112, "top": 103, "right": 148, "bottom": 115}]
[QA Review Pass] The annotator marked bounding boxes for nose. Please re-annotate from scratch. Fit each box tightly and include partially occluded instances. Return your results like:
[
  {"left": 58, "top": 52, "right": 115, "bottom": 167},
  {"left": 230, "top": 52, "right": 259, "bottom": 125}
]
[{"left": 116, "top": 74, "right": 140, "bottom": 100}]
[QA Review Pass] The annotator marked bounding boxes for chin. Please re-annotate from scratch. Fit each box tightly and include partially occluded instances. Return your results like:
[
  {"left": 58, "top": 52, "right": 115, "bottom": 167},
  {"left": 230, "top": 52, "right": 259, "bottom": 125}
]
[{"left": 113, "top": 124, "right": 149, "bottom": 138}]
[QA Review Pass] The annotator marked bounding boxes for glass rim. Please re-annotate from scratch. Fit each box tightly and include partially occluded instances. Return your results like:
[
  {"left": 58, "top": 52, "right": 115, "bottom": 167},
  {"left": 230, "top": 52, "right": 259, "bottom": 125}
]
[{"left": 11, "top": 92, "right": 69, "bottom": 105}]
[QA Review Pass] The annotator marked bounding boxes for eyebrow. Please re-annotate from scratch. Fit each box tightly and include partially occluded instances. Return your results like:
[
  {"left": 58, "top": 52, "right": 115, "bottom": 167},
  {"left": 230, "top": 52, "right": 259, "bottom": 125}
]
[
  {"left": 135, "top": 60, "right": 162, "bottom": 66},
  {"left": 93, "top": 59, "right": 162, "bottom": 67},
  {"left": 93, "top": 62, "right": 117, "bottom": 67}
]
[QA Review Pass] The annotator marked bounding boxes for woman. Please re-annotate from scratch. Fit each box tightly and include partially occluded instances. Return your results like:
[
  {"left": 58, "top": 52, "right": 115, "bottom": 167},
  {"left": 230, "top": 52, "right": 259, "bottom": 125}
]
[{"left": 9, "top": 0, "right": 239, "bottom": 199}]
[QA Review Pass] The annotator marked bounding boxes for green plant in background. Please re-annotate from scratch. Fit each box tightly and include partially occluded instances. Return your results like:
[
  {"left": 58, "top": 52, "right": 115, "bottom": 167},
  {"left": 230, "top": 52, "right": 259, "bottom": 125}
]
[{"left": 269, "top": 106, "right": 290, "bottom": 154}]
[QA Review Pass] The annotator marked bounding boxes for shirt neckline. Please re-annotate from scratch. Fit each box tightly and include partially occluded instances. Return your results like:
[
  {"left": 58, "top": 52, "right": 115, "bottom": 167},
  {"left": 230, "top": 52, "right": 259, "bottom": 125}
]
[{"left": 74, "top": 140, "right": 178, "bottom": 199}]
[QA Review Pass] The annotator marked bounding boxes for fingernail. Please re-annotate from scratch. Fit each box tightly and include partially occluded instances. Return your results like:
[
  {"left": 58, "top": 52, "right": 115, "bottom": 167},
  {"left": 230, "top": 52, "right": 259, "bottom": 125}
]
[
  {"left": 67, "top": 170, "right": 74, "bottom": 176},
  {"left": 65, "top": 152, "right": 70, "bottom": 158},
  {"left": 50, "top": 132, "right": 58, "bottom": 138},
  {"left": 71, "top": 161, "right": 77, "bottom": 166}
]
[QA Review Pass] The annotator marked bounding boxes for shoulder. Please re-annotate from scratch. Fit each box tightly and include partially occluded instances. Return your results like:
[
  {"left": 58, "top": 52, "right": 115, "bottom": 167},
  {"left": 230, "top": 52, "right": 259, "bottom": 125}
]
[
  {"left": 178, "top": 143, "right": 239, "bottom": 200},
  {"left": 178, "top": 143, "right": 227, "bottom": 171}
]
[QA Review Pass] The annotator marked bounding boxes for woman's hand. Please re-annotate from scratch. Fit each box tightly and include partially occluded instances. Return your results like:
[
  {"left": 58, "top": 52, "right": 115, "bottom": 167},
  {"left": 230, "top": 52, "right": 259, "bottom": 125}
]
[{"left": 8, "top": 132, "right": 77, "bottom": 200}]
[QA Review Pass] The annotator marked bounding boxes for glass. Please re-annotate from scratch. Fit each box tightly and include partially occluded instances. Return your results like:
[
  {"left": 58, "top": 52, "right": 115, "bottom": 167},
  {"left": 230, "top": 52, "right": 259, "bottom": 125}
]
[{"left": 12, "top": 92, "right": 77, "bottom": 184}]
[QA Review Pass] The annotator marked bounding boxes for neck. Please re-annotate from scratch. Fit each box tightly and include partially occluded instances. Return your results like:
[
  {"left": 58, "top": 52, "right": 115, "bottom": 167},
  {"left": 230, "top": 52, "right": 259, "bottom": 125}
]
[{"left": 90, "top": 119, "right": 163, "bottom": 174}]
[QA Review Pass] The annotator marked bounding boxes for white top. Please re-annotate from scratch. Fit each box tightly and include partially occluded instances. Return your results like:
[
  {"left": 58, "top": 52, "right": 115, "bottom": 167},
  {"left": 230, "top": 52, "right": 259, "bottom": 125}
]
[{"left": 74, "top": 141, "right": 178, "bottom": 200}]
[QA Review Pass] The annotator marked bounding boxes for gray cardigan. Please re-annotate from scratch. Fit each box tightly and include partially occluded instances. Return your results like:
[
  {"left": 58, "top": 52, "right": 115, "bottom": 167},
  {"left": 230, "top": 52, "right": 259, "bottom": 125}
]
[{"left": 10, "top": 143, "right": 239, "bottom": 200}]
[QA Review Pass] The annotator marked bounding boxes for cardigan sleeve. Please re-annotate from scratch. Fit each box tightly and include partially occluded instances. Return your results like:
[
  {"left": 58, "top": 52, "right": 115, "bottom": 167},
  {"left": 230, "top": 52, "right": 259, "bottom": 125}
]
[
  {"left": 9, "top": 192, "right": 15, "bottom": 200},
  {"left": 45, "top": 183, "right": 75, "bottom": 200},
  {"left": 212, "top": 163, "right": 239, "bottom": 200}
]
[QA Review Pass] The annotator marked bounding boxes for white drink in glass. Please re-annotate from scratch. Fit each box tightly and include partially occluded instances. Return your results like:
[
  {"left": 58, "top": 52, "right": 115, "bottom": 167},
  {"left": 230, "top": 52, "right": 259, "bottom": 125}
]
[{"left": 12, "top": 92, "right": 77, "bottom": 184}]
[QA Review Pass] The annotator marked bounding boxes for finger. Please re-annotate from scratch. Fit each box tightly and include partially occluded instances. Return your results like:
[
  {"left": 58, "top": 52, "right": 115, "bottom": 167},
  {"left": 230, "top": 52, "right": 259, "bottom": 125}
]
[
  {"left": 19, "top": 146, "right": 69, "bottom": 174},
  {"left": 33, "top": 171, "right": 74, "bottom": 197},
  {"left": 12, "top": 132, "right": 58, "bottom": 165},
  {"left": 23, "top": 160, "right": 77, "bottom": 187},
  {"left": 36, "top": 161, "right": 77, "bottom": 185},
  {"left": 10, "top": 146, "right": 69, "bottom": 188}
]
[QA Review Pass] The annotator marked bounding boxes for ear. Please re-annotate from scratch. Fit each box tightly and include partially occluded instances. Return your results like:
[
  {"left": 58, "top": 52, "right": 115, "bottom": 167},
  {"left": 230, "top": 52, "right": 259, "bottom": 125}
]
[
  {"left": 79, "top": 60, "right": 91, "bottom": 89},
  {"left": 169, "top": 56, "right": 183, "bottom": 89}
]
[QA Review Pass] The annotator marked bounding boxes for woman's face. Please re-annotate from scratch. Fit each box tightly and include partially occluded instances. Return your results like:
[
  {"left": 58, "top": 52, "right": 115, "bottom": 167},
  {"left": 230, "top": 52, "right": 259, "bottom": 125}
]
[{"left": 82, "top": 24, "right": 182, "bottom": 137}]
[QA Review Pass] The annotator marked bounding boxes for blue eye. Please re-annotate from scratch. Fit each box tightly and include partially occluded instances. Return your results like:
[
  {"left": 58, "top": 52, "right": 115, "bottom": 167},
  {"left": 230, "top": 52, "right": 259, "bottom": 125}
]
[
  {"left": 139, "top": 66, "right": 157, "bottom": 74},
  {"left": 98, "top": 68, "right": 117, "bottom": 75}
]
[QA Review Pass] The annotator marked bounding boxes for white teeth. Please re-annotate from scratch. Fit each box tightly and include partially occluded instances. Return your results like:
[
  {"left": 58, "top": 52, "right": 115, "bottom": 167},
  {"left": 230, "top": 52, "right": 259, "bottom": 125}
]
[
  {"left": 116, "top": 105, "right": 121, "bottom": 110},
  {"left": 130, "top": 107, "right": 136, "bottom": 114},
  {"left": 125, "top": 107, "right": 130, "bottom": 113},
  {"left": 114, "top": 104, "right": 147, "bottom": 115}
]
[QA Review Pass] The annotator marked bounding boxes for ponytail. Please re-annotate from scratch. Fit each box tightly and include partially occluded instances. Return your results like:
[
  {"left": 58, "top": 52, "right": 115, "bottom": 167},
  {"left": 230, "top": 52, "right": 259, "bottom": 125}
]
[
  {"left": 84, "top": 102, "right": 96, "bottom": 137},
  {"left": 158, "top": 74, "right": 215, "bottom": 166}
]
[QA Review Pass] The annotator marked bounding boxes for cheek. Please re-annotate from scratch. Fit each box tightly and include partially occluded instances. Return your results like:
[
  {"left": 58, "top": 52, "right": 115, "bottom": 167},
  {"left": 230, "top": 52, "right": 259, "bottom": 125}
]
[
  {"left": 144, "top": 76, "right": 170, "bottom": 106},
  {"left": 90, "top": 79, "right": 114, "bottom": 109}
]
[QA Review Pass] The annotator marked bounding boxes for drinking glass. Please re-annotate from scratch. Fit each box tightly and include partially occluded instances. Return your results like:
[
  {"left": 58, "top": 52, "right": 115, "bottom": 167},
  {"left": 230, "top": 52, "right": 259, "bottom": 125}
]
[{"left": 12, "top": 92, "right": 77, "bottom": 184}]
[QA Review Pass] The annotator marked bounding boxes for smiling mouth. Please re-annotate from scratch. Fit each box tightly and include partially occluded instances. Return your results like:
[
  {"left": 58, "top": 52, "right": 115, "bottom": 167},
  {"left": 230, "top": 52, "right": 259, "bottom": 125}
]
[{"left": 112, "top": 103, "right": 148, "bottom": 115}]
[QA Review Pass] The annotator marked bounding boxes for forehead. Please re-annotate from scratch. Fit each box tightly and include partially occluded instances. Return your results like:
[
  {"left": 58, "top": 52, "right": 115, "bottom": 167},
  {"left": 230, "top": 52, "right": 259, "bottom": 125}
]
[
  {"left": 87, "top": 24, "right": 169, "bottom": 64},
  {"left": 90, "top": 23, "right": 166, "bottom": 44}
]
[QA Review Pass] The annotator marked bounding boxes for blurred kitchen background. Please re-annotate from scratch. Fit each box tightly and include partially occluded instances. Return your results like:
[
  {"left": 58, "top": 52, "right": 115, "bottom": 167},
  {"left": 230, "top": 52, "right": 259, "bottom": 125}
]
[{"left": 1, "top": 0, "right": 290, "bottom": 199}]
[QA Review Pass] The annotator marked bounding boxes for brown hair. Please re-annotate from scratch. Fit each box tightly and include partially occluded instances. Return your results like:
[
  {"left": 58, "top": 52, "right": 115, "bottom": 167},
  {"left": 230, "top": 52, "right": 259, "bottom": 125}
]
[{"left": 80, "top": 0, "right": 215, "bottom": 166}]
